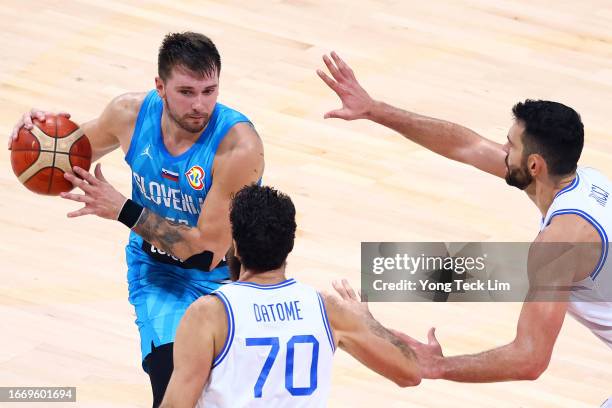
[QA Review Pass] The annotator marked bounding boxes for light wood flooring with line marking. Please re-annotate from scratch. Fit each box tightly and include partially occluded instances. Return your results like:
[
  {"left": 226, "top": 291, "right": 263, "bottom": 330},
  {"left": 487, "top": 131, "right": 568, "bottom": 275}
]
[{"left": 1, "top": 1, "right": 611, "bottom": 407}]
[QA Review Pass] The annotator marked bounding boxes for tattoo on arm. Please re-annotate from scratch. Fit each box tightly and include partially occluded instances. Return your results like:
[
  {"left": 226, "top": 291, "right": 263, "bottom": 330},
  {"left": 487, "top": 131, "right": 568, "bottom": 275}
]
[
  {"left": 367, "top": 317, "right": 417, "bottom": 361},
  {"left": 133, "top": 208, "right": 192, "bottom": 257}
]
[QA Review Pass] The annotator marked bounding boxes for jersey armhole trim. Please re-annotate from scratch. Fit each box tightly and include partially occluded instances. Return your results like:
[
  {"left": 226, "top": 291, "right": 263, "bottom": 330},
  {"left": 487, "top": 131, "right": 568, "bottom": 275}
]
[
  {"left": 317, "top": 292, "right": 336, "bottom": 353},
  {"left": 211, "top": 291, "right": 235, "bottom": 368},
  {"left": 125, "top": 90, "right": 156, "bottom": 164},
  {"left": 547, "top": 208, "right": 609, "bottom": 280},
  {"left": 205, "top": 117, "right": 252, "bottom": 191},
  {"left": 209, "top": 118, "right": 252, "bottom": 158}
]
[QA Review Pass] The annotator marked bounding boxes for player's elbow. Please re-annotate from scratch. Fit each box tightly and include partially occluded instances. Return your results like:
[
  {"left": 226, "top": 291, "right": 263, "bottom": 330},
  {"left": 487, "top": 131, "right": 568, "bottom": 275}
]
[
  {"left": 396, "top": 374, "right": 422, "bottom": 387},
  {"left": 514, "top": 347, "right": 550, "bottom": 381},
  {"left": 520, "top": 358, "right": 549, "bottom": 381},
  {"left": 181, "top": 232, "right": 228, "bottom": 271},
  {"left": 392, "top": 366, "right": 422, "bottom": 387},
  {"left": 511, "top": 337, "right": 553, "bottom": 381},
  {"left": 181, "top": 229, "right": 210, "bottom": 259}
]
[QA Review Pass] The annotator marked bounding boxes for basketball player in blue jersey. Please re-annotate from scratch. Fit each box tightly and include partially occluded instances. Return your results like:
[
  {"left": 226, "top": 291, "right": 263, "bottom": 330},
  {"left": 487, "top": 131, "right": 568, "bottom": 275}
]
[
  {"left": 318, "top": 52, "right": 611, "bottom": 405},
  {"left": 160, "top": 184, "right": 421, "bottom": 408},
  {"left": 8, "top": 32, "right": 264, "bottom": 407}
]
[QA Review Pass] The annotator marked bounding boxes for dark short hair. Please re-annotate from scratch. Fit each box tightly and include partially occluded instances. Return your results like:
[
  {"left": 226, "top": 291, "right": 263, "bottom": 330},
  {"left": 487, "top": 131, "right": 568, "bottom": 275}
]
[
  {"left": 158, "top": 32, "right": 221, "bottom": 80},
  {"left": 230, "top": 185, "right": 296, "bottom": 273},
  {"left": 512, "top": 100, "right": 584, "bottom": 176}
]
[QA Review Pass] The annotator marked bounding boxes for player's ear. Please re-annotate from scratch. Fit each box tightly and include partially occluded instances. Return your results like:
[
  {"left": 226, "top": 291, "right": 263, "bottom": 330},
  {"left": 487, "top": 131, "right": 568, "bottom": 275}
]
[
  {"left": 232, "top": 240, "right": 240, "bottom": 259},
  {"left": 155, "top": 77, "right": 165, "bottom": 98},
  {"left": 528, "top": 153, "right": 544, "bottom": 177}
]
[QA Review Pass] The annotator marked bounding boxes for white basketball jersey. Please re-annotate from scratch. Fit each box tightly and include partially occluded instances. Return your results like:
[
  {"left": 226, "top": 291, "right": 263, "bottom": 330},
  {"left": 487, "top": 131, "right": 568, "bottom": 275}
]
[
  {"left": 197, "top": 278, "right": 335, "bottom": 408},
  {"left": 540, "top": 167, "right": 612, "bottom": 349}
]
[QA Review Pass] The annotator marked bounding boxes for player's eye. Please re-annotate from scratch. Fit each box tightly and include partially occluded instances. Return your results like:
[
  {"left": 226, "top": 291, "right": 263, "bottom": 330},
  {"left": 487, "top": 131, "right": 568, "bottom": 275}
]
[{"left": 179, "top": 90, "right": 192, "bottom": 95}]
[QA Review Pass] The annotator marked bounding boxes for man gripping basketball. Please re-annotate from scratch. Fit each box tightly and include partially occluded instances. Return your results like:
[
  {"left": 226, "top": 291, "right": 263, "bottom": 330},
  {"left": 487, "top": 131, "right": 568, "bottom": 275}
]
[
  {"left": 8, "top": 32, "right": 264, "bottom": 407},
  {"left": 317, "top": 52, "right": 611, "bottom": 401}
]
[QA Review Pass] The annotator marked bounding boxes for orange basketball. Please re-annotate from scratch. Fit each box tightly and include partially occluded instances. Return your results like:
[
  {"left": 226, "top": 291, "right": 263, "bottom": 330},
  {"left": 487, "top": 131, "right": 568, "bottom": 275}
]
[{"left": 10, "top": 114, "right": 92, "bottom": 195}]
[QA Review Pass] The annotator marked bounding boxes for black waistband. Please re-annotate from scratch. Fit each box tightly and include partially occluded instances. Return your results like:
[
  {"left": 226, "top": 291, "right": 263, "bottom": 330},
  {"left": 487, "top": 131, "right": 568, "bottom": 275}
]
[{"left": 141, "top": 240, "right": 227, "bottom": 272}]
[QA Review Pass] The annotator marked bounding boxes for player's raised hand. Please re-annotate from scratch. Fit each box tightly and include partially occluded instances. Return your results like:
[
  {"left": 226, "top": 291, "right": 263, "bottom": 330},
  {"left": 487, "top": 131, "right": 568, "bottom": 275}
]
[
  {"left": 332, "top": 278, "right": 372, "bottom": 318},
  {"left": 317, "top": 51, "right": 375, "bottom": 120},
  {"left": 60, "top": 163, "right": 128, "bottom": 220},
  {"left": 8, "top": 109, "right": 71, "bottom": 149},
  {"left": 390, "top": 327, "right": 444, "bottom": 379}
]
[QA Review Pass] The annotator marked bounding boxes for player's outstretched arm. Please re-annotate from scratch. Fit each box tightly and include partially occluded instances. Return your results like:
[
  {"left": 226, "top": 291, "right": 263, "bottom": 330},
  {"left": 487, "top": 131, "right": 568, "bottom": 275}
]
[
  {"left": 7, "top": 93, "right": 143, "bottom": 161},
  {"left": 317, "top": 51, "right": 507, "bottom": 178},
  {"left": 322, "top": 279, "right": 421, "bottom": 387},
  {"left": 392, "top": 218, "right": 600, "bottom": 382},
  {"left": 393, "top": 301, "right": 568, "bottom": 382},
  {"left": 160, "top": 296, "right": 225, "bottom": 408},
  {"left": 60, "top": 122, "right": 264, "bottom": 270}
]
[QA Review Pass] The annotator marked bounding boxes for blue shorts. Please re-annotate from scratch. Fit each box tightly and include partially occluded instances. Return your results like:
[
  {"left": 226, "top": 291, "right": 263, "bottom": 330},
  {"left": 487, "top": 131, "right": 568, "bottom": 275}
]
[{"left": 126, "top": 247, "right": 229, "bottom": 370}]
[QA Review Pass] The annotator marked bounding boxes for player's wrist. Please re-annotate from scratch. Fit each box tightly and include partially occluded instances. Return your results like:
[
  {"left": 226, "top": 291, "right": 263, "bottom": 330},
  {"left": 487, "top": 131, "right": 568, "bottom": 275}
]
[
  {"left": 117, "top": 198, "right": 144, "bottom": 229},
  {"left": 427, "top": 355, "right": 446, "bottom": 379},
  {"left": 364, "top": 99, "right": 383, "bottom": 121}
]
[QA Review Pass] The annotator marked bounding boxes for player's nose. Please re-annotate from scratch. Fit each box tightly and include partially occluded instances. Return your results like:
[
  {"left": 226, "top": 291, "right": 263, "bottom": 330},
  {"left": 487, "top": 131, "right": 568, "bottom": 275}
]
[{"left": 192, "top": 94, "right": 206, "bottom": 110}]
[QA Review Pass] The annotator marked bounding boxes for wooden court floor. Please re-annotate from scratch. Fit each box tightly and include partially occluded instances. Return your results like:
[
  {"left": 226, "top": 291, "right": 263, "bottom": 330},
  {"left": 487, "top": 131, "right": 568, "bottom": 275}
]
[{"left": 1, "top": 1, "right": 611, "bottom": 407}]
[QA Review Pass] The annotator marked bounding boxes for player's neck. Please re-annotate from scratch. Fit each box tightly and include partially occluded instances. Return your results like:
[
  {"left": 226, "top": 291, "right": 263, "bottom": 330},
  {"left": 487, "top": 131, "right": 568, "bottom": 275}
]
[
  {"left": 160, "top": 112, "right": 203, "bottom": 155},
  {"left": 239, "top": 265, "right": 288, "bottom": 285},
  {"left": 530, "top": 172, "right": 577, "bottom": 216}
]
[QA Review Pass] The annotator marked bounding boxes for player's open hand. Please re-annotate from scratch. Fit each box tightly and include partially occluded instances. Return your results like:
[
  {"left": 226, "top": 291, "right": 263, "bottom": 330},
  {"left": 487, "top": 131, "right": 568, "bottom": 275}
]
[
  {"left": 317, "top": 51, "right": 375, "bottom": 120},
  {"left": 8, "top": 109, "right": 70, "bottom": 149},
  {"left": 390, "top": 327, "right": 444, "bottom": 379},
  {"left": 332, "top": 278, "right": 372, "bottom": 318},
  {"left": 60, "top": 163, "right": 127, "bottom": 220}
]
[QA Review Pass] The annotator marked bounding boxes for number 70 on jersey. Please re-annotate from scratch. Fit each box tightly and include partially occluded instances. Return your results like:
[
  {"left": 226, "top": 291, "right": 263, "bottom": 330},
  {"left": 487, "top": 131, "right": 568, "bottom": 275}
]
[{"left": 246, "top": 335, "right": 319, "bottom": 398}]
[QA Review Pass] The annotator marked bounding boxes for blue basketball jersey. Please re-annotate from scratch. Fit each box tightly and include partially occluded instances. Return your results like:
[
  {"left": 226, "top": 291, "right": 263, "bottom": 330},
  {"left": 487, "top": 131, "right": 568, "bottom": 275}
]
[{"left": 124, "top": 90, "right": 251, "bottom": 281}]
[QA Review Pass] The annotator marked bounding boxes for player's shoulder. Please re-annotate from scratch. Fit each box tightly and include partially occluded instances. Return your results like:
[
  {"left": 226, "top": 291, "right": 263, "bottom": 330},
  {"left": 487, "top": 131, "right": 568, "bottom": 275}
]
[
  {"left": 214, "top": 122, "right": 264, "bottom": 175},
  {"left": 107, "top": 92, "right": 148, "bottom": 118},
  {"left": 317, "top": 291, "right": 344, "bottom": 322},
  {"left": 540, "top": 212, "right": 601, "bottom": 244},
  {"left": 185, "top": 294, "right": 226, "bottom": 324},
  {"left": 99, "top": 92, "right": 148, "bottom": 134},
  {"left": 219, "top": 122, "right": 263, "bottom": 154}
]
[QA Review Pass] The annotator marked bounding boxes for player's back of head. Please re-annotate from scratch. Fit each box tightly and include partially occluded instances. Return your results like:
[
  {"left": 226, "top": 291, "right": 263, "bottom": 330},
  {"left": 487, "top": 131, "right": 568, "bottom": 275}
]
[{"left": 230, "top": 184, "right": 297, "bottom": 273}]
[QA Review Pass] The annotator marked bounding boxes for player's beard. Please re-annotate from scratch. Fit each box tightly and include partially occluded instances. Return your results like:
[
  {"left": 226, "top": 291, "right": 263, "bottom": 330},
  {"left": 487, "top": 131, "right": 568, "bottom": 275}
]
[
  {"left": 505, "top": 154, "right": 533, "bottom": 190},
  {"left": 164, "top": 98, "right": 209, "bottom": 134}
]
